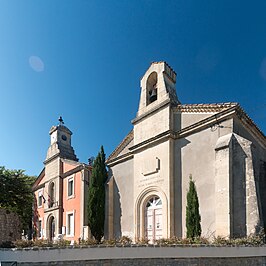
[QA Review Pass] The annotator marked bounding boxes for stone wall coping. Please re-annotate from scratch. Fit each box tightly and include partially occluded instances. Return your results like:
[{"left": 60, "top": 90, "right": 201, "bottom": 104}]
[{"left": 2, "top": 246, "right": 266, "bottom": 263}]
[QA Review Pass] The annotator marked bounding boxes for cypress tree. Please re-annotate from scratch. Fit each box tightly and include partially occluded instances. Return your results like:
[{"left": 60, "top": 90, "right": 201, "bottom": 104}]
[
  {"left": 87, "top": 146, "right": 108, "bottom": 242},
  {"left": 186, "top": 175, "right": 201, "bottom": 238}
]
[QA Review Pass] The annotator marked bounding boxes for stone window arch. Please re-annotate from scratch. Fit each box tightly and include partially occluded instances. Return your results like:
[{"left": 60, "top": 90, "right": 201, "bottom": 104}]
[{"left": 135, "top": 187, "right": 168, "bottom": 242}]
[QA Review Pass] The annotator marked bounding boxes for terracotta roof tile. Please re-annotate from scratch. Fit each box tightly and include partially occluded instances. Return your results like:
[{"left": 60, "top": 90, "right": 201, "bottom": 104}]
[{"left": 175, "top": 102, "right": 238, "bottom": 112}]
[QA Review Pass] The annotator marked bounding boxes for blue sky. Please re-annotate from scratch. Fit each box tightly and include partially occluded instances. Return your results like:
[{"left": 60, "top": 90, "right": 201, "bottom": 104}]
[{"left": 0, "top": 0, "right": 265, "bottom": 176}]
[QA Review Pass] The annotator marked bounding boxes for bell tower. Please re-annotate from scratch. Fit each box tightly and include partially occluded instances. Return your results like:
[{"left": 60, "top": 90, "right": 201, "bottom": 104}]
[
  {"left": 132, "top": 62, "right": 179, "bottom": 145},
  {"left": 45, "top": 116, "right": 78, "bottom": 163},
  {"left": 136, "top": 61, "right": 179, "bottom": 118},
  {"left": 131, "top": 62, "right": 179, "bottom": 240}
]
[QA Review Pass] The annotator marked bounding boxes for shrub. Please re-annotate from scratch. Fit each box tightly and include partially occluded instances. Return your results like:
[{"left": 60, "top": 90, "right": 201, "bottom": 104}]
[
  {"left": 191, "top": 236, "right": 210, "bottom": 245},
  {"left": 14, "top": 240, "right": 33, "bottom": 248},
  {"left": 155, "top": 238, "right": 175, "bottom": 246},
  {"left": 155, "top": 236, "right": 210, "bottom": 246},
  {"left": 212, "top": 236, "right": 229, "bottom": 246},
  {"left": 81, "top": 238, "right": 98, "bottom": 246},
  {"left": 32, "top": 239, "right": 53, "bottom": 247},
  {"left": 103, "top": 239, "right": 117, "bottom": 246},
  {"left": 135, "top": 237, "right": 149, "bottom": 245},
  {"left": 0, "top": 241, "right": 15, "bottom": 248},
  {"left": 118, "top": 236, "right": 132, "bottom": 245},
  {"left": 54, "top": 239, "right": 71, "bottom": 247}
]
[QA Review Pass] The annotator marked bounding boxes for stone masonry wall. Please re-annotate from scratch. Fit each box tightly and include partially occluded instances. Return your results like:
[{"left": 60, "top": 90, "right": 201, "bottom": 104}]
[
  {"left": 0, "top": 208, "right": 21, "bottom": 244},
  {"left": 13, "top": 257, "right": 266, "bottom": 266}
]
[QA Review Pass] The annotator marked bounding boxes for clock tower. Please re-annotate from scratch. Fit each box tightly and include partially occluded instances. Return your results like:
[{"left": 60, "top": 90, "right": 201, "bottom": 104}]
[{"left": 45, "top": 117, "right": 78, "bottom": 163}]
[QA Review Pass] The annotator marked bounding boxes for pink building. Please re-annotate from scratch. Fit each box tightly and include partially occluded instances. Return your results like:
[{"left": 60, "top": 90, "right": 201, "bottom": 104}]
[{"left": 32, "top": 118, "right": 91, "bottom": 242}]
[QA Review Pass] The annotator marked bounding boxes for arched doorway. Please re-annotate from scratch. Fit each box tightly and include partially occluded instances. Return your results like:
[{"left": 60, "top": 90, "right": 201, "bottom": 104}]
[
  {"left": 145, "top": 196, "right": 162, "bottom": 242},
  {"left": 47, "top": 216, "right": 55, "bottom": 241}
]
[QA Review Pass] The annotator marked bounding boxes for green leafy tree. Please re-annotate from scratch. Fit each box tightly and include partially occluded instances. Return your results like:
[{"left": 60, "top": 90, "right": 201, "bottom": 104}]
[
  {"left": 0, "top": 166, "right": 35, "bottom": 236},
  {"left": 87, "top": 146, "right": 108, "bottom": 242},
  {"left": 186, "top": 175, "right": 201, "bottom": 238}
]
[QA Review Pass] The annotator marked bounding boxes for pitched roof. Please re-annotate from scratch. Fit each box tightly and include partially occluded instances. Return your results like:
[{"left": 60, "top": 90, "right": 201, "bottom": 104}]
[
  {"left": 106, "top": 130, "right": 133, "bottom": 163},
  {"left": 32, "top": 168, "right": 45, "bottom": 191}
]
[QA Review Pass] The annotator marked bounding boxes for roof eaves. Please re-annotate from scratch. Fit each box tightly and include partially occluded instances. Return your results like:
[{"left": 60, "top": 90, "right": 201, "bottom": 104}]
[
  {"left": 32, "top": 167, "right": 45, "bottom": 191},
  {"left": 175, "top": 102, "right": 238, "bottom": 113},
  {"left": 106, "top": 130, "right": 134, "bottom": 163},
  {"left": 235, "top": 105, "right": 266, "bottom": 142}
]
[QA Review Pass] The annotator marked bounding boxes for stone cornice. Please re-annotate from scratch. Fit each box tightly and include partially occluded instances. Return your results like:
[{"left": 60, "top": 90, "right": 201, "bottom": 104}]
[
  {"left": 106, "top": 153, "right": 134, "bottom": 167},
  {"left": 177, "top": 106, "right": 237, "bottom": 137},
  {"left": 106, "top": 130, "right": 174, "bottom": 167},
  {"left": 49, "top": 125, "right": 72, "bottom": 135},
  {"left": 140, "top": 61, "right": 176, "bottom": 80},
  {"left": 32, "top": 182, "right": 45, "bottom": 192},
  {"left": 107, "top": 103, "right": 266, "bottom": 165},
  {"left": 129, "top": 130, "right": 175, "bottom": 152},
  {"left": 106, "top": 130, "right": 134, "bottom": 163},
  {"left": 132, "top": 99, "right": 171, "bottom": 125},
  {"left": 61, "top": 164, "right": 90, "bottom": 179},
  {"left": 43, "top": 152, "right": 60, "bottom": 165}
]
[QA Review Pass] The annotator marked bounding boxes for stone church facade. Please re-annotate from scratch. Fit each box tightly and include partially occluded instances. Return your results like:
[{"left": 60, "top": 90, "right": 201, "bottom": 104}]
[{"left": 105, "top": 62, "right": 266, "bottom": 242}]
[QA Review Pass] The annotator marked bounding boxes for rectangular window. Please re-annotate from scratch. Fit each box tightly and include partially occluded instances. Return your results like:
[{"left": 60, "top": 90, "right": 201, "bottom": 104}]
[
  {"left": 38, "top": 220, "right": 42, "bottom": 238},
  {"left": 68, "top": 177, "right": 74, "bottom": 197},
  {"left": 38, "top": 190, "right": 42, "bottom": 207},
  {"left": 66, "top": 212, "right": 74, "bottom": 236}
]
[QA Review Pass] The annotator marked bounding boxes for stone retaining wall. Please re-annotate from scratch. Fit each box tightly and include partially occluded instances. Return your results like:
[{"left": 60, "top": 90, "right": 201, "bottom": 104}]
[
  {"left": 0, "top": 209, "right": 21, "bottom": 244},
  {"left": 2, "top": 257, "right": 263, "bottom": 266}
]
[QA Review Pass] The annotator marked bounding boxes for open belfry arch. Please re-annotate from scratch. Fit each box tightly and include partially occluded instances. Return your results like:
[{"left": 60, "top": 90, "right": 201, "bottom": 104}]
[{"left": 105, "top": 61, "right": 266, "bottom": 242}]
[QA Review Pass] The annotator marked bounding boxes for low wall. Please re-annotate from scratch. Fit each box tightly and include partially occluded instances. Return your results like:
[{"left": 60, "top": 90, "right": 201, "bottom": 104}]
[{"left": 1, "top": 246, "right": 266, "bottom": 265}]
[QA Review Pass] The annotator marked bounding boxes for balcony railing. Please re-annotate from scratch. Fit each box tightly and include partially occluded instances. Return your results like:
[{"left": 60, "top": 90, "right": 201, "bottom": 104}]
[
  {"left": 44, "top": 201, "right": 59, "bottom": 212},
  {"left": 48, "top": 200, "right": 58, "bottom": 208}
]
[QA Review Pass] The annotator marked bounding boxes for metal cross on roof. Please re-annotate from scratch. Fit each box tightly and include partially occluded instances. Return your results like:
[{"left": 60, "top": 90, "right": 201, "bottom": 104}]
[{"left": 58, "top": 116, "right": 64, "bottom": 125}]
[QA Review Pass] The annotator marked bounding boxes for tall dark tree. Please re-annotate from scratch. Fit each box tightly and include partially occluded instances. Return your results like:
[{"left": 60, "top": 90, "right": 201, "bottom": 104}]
[
  {"left": 186, "top": 175, "right": 201, "bottom": 238},
  {"left": 0, "top": 166, "right": 35, "bottom": 236},
  {"left": 87, "top": 146, "right": 108, "bottom": 242}
]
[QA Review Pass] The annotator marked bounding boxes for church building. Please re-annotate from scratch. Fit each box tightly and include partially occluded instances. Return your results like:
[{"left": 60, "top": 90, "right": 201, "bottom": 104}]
[
  {"left": 105, "top": 61, "right": 266, "bottom": 242},
  {"left": 32, "top": 118, "right": 91, "bottom": 242}
]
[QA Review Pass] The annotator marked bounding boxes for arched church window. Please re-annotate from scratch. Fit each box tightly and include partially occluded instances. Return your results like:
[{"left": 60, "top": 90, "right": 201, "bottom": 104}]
[
  {"left": 146, "top": 196, "right": 162, "bottom": 208},
  {"left": 146, "top": 72, "right": 158, "bottom": 105}
]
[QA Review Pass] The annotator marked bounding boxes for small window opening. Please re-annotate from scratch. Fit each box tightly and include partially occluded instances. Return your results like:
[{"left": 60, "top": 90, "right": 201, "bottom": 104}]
[{"left": 68, "top": 177, "right": 74, "bottom": 197}]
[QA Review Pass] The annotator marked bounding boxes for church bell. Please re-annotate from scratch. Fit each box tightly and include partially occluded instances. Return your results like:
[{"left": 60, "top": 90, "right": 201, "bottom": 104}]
[{"left": 149, "top": 88, "right": 157, "bottom": 103}]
